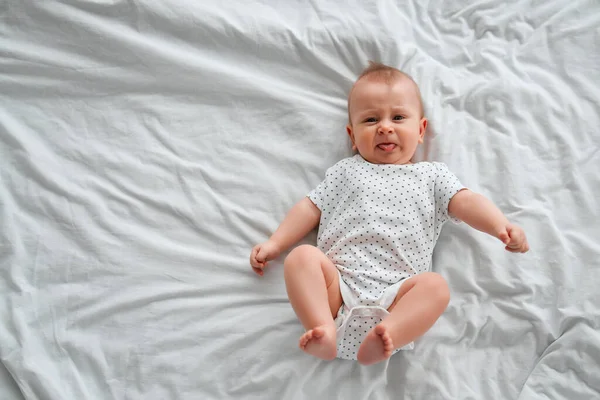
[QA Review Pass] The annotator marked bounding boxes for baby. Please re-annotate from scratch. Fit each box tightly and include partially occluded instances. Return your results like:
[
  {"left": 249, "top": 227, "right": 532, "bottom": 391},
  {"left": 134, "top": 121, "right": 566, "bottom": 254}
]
[{"left": 250, "top": 62, "right": 529, "bottom": 365}]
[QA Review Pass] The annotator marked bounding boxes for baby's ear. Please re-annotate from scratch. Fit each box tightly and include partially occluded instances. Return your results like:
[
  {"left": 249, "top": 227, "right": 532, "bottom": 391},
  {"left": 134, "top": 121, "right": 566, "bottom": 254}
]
[
  {"left": 418, "top": 118, "right": 428, "bottom": 143},
  {"left": 346, "top": 124, "right": 357, "bottom": 150}
]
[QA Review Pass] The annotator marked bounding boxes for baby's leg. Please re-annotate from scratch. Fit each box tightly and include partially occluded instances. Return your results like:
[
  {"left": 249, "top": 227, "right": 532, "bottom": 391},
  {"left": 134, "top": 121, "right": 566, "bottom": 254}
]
[
  {"left": 284, "top": 245, "right": 342, "bottom": 361},
  {"left": 357, "top": 272, "right": 450, "bottom": 365}
]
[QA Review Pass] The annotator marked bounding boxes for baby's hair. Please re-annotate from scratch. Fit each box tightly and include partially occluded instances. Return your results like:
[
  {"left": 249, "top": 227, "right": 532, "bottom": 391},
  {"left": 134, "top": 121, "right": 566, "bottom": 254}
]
[
  {"left": 348, "top": 61, "right": 424, "bottom": 121},
  {"left": 357, "top": 61, "right": 408, "bottom": 84}
]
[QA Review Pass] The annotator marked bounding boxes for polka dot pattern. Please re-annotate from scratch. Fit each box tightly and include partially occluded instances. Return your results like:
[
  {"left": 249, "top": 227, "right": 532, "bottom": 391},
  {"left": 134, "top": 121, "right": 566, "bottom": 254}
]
[
  {"left": 308, "top": 155, "right": 465, "bottom": 304},
  {"left": 338, "top": 314, "right": 379, "bottom": 360}
]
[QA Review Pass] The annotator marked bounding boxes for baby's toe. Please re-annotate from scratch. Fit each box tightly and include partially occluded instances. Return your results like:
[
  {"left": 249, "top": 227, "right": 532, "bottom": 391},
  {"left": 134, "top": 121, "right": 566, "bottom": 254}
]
[
  {"left": 382, "top": 333, "right": 394, "bottom": 351},
  {"left": 312, "top": 327, "right": 324, "bottom": 338},
  {"left": 299, "top": 332, "right": 310, "bottom": 347}
]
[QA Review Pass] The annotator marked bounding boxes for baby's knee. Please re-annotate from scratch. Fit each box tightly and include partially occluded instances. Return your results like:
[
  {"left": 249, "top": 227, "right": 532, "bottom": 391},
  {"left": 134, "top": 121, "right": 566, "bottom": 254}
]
[
  {"left": 284, "top": 244, "right": 318, "bottom": 269},
  {"left": 420, "top": 272, "right": 450, "bottom": 305}
]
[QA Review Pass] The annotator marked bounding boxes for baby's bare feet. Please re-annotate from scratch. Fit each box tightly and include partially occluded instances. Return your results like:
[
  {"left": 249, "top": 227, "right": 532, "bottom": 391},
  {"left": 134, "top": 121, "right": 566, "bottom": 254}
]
[
  {"left": 357, "top": 324, "right": 394, "bottom": 365},
  {"left": 298, "top": 324, "right": 337, "bottom": 361}
]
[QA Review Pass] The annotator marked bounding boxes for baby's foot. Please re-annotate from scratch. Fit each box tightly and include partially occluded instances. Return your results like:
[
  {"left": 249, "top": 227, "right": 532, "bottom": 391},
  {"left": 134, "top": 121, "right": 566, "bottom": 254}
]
[
  {"left": 357, "top": 324, "right": 394, "bottom": 365},
  {"left": 299, "top": 324, "right": 337, "bottom": 361}
]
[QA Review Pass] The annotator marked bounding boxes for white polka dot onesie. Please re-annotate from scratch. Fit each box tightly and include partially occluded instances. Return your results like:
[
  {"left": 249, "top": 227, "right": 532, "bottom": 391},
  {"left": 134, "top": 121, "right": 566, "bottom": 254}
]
[{"left": 307, "top": 155, "right": 465, "bottom": 360}]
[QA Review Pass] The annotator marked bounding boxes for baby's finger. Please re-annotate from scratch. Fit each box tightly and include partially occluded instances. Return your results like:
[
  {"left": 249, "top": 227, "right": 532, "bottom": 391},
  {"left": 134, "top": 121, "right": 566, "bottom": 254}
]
[
  {"left": 250, "top": 247, "right": 260, "bottom": 267},
  {"left": 498, "top": 230, "right": 510, "bottom": 245},
  {"left": 508, "top": 229, "right": 522, "bottom": 244},
  {"left": 256, "top": 247, "right": 269, "bottom": 263},
  {"left": 506, "top": 224, "right": 517, "bottom": 239},
  {"left": 252, "top": 266, "right": 264, "bottom": 276},
  {"left": 251, "top": 249, "right": 268, "bottom": 270}
]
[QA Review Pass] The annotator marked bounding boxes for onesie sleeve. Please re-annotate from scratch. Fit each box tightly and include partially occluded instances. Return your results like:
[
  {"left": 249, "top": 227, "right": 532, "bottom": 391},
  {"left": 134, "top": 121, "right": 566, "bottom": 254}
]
[
  {"left": 307, "top": 177, "right": 326, "bottom": 211},
  {"left": 307, "top": 161, "right": 345, "bottom": 212},
  {"left": 433, "top": 162, "right": 466, "bottom": 224}
]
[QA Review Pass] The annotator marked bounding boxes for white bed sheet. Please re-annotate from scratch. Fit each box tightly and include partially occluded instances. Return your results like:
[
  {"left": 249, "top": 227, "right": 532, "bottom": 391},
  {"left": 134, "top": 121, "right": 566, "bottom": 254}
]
[{"left": 1, "top": 1, "right": 599, "bottom": 399}]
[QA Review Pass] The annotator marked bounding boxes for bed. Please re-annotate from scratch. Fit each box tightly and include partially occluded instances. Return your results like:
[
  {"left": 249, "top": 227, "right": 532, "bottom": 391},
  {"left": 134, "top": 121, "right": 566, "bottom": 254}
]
[{"left": 1, "top": 1, "right": 599, "bottom": 399}]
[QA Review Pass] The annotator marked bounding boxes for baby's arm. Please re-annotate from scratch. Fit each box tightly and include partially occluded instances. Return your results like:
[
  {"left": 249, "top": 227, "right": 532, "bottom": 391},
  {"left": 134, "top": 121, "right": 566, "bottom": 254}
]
[
  {"left": 250, "top": 197, "right": 321, "bottom": 275},
  {"left": 448, "top": 190, "right": 529, "bottom": 253},
  {"left": 270, "top": 197, "right": 321, "bottom": 253}
]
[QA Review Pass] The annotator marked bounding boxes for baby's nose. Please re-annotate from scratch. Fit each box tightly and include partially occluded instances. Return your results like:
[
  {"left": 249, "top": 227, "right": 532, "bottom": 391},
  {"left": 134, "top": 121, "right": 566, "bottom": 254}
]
[{"left": 377, "top": 121, "right": 394, "bottom": 134}]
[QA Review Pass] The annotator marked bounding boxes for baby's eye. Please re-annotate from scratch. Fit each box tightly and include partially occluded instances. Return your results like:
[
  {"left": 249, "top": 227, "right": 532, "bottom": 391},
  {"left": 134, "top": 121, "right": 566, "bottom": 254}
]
[
  {"left": 364, "top": 117, "right": 377, "bottom": 123},
  {"left": 393, "top": 115, "right": 405, "bottom": 121}
]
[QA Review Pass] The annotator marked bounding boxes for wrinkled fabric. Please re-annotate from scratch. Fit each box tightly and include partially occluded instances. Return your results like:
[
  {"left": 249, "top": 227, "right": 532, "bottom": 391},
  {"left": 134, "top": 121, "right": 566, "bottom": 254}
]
[{"left": 1, "top": 1, "right": 599, "bottom": 399}]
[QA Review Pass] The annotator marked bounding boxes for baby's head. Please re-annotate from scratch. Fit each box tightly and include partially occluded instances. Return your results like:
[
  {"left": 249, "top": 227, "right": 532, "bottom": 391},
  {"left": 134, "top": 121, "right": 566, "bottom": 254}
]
[{"left": 346, "top": 62, "right": 427, "bottom": 165}]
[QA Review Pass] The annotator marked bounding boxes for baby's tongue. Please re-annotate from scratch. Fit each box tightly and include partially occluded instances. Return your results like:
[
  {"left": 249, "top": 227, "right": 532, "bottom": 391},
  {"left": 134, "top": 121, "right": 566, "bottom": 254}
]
[{"left": 378, "top": 143, "right": 395, "bottom": 152}]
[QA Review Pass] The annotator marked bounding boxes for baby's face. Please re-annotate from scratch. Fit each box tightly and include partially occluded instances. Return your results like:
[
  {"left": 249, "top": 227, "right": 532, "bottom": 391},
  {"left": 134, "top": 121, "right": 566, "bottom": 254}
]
[{"left": 346, "top": 78, "right": 427, "bottom": 165}]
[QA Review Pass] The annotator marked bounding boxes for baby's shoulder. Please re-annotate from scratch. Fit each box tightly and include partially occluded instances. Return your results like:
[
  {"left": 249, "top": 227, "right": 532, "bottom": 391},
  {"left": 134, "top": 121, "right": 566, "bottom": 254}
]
[
  {"left": 414, "top": 160, "right": 445, "bottom": 168},
  {"left": 414, "top": 161, "right": 455, "bottom": 175},
  {"left": 324, "top": 156, "right": 356, "bottom": 176}
]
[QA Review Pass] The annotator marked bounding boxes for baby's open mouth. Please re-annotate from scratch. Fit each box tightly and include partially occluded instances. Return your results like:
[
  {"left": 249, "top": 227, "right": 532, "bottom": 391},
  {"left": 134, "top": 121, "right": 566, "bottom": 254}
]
[{"left": 377, "top": 143, "right": 396, "bottom": 152}]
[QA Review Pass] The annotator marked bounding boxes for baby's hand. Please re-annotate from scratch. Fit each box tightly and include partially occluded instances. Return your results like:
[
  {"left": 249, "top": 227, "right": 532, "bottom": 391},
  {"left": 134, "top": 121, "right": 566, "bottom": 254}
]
[
  {"left": 497, "top": 223, "right": 529, "bottom": 253},
  {"left": 250, "top": 240, "right": 281, "bottom": 276}
]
